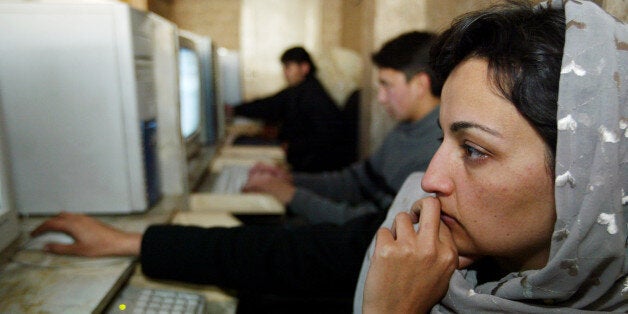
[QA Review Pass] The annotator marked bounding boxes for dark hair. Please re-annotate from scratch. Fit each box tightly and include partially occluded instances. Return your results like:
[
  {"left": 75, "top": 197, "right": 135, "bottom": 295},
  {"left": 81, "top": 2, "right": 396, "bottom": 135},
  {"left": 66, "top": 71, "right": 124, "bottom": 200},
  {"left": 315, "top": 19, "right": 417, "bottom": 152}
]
[
  {"left": 430, "top": 1, "right": 565, "bottom": 170},
  {"left": 372, "top": 31, "right": 441, "bottom": 96},
  {"left": 280, "top": 46, "right": 317, "bottom": 76}
]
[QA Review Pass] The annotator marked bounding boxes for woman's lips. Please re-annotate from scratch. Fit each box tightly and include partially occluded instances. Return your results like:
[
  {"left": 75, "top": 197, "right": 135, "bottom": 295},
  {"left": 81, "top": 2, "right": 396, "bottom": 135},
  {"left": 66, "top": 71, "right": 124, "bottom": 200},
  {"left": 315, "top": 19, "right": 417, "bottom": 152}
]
[{"left": 440, "top": 213, "right": 458, "bottom": 227}]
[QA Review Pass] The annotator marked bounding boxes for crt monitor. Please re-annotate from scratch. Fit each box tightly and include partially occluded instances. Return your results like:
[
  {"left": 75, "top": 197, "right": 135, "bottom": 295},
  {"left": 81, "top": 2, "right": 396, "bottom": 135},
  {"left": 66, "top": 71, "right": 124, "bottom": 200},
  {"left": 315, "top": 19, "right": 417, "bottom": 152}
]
[
  {"left": 150, "top": 12, "right": 188, "bottom": 197},
  {"left": 0, "top": 104, "right": 20, "bottom": 257},
  {"left": 215, "top": 47, "right": 243, "bottom": 140},
  {"left": 216, "top": 47, "right": 243, "bottom": 105},
  {"left": 178, "top": 30, "right": 218, "bottom": 189},
  {"left": 178, "top": 30, "right": 218, "bottom": 147},
  {"left": 178, "top": 44, "right": 203, "bottom": 157}
]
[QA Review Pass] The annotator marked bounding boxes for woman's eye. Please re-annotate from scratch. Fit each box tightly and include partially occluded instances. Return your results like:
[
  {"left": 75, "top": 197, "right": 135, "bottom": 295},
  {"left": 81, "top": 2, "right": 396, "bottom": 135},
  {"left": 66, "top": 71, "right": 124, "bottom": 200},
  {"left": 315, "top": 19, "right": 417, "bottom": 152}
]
[{"left": 462, "top": 143, "right": 488, "bottom": 161}]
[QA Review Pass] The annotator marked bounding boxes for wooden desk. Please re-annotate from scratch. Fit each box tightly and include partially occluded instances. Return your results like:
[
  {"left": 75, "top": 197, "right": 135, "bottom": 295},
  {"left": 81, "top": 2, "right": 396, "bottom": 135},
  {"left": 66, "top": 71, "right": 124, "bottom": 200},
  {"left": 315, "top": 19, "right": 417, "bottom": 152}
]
[
  {"left": 209, "top": 146, "right": 285, "bottom": 173},
  {"left": 0, "top": 137, "right": 288, "bottom": 312},
  {"left": 115, "top": 211, "right": 243, "bottom": 314},
  {"left": 195, "top": 141, "right": 288, "bottom": 218},
  {"left": 0, "top": 196, "right": 182, "bottom": 313},
  {"left": 189, "top": 193, "right": 284, "bottom": 216}
]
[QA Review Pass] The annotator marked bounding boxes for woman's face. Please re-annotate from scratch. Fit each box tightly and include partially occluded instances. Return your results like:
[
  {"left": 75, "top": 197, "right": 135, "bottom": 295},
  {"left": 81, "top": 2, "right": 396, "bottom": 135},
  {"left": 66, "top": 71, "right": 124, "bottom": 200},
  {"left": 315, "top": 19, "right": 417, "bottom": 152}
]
[{"left": 420, "top": 58, "right": 556, "bottom": 271}]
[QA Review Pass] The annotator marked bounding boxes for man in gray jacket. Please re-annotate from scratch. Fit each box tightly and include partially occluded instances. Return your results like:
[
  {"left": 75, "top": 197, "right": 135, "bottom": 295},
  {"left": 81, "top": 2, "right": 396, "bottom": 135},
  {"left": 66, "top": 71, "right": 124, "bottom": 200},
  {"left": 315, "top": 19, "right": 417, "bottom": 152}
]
[{"left": 243, "top": 31, "right": 442, "bottom": 225}]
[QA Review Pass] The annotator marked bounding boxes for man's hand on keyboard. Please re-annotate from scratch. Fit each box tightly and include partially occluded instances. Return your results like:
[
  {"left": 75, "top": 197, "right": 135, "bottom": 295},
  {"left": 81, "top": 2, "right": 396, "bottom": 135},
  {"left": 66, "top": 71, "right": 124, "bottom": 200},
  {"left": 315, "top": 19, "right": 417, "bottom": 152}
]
[
  {"left": 242, "top": 172, "right": 296, "bottom": 205},
  {"left": 248, "top": 162, "right": 293, "bottom": 182}
]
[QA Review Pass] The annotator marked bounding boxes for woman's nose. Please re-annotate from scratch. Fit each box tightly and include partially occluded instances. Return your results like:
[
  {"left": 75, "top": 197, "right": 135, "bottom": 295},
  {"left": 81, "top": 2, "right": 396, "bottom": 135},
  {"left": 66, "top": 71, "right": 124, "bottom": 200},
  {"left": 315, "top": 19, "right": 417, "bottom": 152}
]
[{"left": 421, "top": 146, "right": 454, "bottom": 196}]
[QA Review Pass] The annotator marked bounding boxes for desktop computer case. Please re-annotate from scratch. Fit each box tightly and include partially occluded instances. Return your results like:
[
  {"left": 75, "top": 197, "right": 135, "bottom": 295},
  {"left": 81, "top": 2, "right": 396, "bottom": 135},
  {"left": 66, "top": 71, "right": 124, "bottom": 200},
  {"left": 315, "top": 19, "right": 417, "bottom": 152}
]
[
  {"left": 0, "top": 1, "right": 161, "bottom": 214},
  {"left": 150, "top": 13, "right": 190, "bottom": 198}
]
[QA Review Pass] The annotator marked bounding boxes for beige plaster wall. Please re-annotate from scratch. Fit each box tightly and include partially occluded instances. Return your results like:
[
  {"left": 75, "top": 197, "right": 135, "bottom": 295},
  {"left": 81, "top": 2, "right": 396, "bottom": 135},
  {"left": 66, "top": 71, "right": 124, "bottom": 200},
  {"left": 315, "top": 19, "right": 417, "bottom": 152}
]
[
  {"left": 342, "top": 0, "right": 367, "bottom": 54},
  {"left": 149, "top": 0, "right": 241, "bottom": 50},
  {"left": 361, "top": 0, "right": 501, "bottom": 154},
  {"left": 602, "top": 0, "right": 628, "bottom": 21},
  {"left": 240, "top": 0, "right": 324, "bottom": 99},
  {"left": 142, "top": 0, "right": 626, "bottom": 157},
  {"left": 360, "top": 0, "right": 625, "bottom": 154},
  {"left": 148, "top": 0, "right": 351, "bottom": 100},
  {"left": 144, "top": 0, "right": 506, "bottom": 155}
]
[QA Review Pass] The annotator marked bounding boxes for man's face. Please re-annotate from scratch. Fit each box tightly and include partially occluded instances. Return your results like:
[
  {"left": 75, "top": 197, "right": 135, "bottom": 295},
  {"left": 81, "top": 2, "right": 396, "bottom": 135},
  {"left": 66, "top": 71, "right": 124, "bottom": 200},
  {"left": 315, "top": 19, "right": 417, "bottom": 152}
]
[
  {"left": 282, "top": 61, "right": 309, "bottom": 86},
  {"left": 376, "top": 68, "right": 422, "bottom": 121}
]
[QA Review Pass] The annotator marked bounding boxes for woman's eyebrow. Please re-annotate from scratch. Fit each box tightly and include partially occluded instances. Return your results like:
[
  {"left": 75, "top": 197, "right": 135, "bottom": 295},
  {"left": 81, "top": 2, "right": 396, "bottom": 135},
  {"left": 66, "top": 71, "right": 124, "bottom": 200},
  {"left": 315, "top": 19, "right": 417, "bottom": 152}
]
[{"left": 450, "top": 121, "right": 502, "bottom": 138}]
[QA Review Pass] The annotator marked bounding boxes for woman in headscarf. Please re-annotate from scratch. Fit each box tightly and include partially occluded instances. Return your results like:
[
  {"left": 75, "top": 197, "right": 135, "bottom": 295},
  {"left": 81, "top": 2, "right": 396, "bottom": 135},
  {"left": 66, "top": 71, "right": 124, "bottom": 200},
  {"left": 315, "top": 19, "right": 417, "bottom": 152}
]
[{"left": 358, "top": 0, "right": 627, "bottom": 312}]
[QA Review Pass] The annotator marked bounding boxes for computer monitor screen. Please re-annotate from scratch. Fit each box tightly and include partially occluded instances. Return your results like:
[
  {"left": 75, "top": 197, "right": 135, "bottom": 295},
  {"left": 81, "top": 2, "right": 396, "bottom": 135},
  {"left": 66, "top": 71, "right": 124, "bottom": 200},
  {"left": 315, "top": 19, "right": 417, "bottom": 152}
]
[
  {"left": 178, "top": 47, "right": 202, "bottom": 140},
  {"left": 177, "top": 30, "right": 218, "bottom": 189},
  {"left": 178, "top": 30, "right": 218, "bottom": 147}
]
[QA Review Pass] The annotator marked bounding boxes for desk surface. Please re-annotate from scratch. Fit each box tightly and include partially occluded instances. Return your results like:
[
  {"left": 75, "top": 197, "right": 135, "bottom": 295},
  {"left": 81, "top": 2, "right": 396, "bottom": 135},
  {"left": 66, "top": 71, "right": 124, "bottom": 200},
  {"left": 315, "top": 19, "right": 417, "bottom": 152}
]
[
  {"left": 0, "top": 196, "right": 181, "bottom": 313},
  {"left": 121, "top": 211, "right": 241, "bottom": 314},
  {"left": 190, "top": 193, "right": 285, "bottom": 215},
  {"left": 0, "top": 141, "right": 286, "bottom": 313},
  {"left": 0, "top": 253, "right": 134, "bottom": 313}
]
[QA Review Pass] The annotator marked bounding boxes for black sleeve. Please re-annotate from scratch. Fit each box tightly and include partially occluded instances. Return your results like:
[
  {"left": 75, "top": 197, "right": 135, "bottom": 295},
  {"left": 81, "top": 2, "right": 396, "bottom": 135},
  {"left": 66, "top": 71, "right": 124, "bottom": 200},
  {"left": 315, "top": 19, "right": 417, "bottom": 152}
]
[
  {"left": 140, "top": 211, "right": 386, "bottom": 297},
  {"left": 233, "top": 88, "right": 292, "bottom": 123}
]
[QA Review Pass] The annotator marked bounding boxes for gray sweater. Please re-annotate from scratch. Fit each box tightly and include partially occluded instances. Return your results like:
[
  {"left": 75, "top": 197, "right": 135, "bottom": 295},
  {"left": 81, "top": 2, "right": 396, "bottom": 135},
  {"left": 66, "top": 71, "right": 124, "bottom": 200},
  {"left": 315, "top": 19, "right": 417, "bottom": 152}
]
[{"left": 288, "top": 107, "right": 441, "bottom": 224}]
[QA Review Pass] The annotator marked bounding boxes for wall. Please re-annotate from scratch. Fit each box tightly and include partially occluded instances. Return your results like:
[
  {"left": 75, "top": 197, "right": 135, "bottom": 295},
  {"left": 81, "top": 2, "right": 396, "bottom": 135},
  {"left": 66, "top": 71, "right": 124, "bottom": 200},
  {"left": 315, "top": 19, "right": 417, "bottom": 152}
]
[
  {"left": 359, "top": 0, "right": 501, "bottom": 154},
  {"left": 147, "top": 0, "right": 356, "bottom": 101},
  {"left": 145, "top": 0, "right": 489, "bottom": 154},
  {"left": 136, "top": 0, "right": 627, "bottom": 157},
  {"left": 241, "top": 0, "right": 321, "bottom": 98},
  {"left": 356, "top": 0, "right": 627, "bottom": 154},
  {"left": 341, "top": 0, "right": 367, "bottom": 54},
  {"left": 149, "top": 0, "right": 241, "bottom": 50},
  {"left": 602, "top": 0, "right": 628, "bottom": 21}
]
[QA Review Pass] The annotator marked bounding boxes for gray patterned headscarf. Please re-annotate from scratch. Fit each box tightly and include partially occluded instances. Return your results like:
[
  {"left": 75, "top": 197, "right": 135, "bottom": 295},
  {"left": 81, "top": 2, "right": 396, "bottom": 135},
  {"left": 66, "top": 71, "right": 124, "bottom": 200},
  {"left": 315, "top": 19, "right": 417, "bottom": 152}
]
[{"left": 354, "top": 0, "right": 627, "bottom": 312}]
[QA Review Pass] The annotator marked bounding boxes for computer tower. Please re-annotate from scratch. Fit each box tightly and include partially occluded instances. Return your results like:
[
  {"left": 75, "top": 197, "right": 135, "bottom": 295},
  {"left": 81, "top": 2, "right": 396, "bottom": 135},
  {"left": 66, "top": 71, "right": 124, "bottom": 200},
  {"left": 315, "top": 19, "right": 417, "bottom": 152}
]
[{"left": 0, "top": 1, "right": 161, "bottom": 214}]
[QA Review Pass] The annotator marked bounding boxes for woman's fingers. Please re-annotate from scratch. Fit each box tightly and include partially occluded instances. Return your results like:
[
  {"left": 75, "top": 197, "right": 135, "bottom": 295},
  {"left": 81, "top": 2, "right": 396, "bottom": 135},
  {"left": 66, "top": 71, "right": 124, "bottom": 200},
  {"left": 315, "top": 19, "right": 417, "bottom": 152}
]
[
  {"left": 458, "top": 255, "right": 478, "bottom": 269},
  {"left": 413, "top": 197, "right": 442, "bottom": 237},
  {"left": 391, "top": 212, "right": 415, "bottom": 240},
  {"left": 364, "top": 197, "right": 459, "bottom": 314},
  {"left": 373, "top": 227, "right": 395, "bottom": 250}
]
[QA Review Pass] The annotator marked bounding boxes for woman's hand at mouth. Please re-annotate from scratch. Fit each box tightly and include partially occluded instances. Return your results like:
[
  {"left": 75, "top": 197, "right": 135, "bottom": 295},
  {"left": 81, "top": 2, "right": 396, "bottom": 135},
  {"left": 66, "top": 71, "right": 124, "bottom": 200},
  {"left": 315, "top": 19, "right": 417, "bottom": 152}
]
[
  {"left": 362, "top": 197, "right": 473, "bottom": 314},
  {"left": 408, "top": 198, "right": 478, "bottom": 269}
]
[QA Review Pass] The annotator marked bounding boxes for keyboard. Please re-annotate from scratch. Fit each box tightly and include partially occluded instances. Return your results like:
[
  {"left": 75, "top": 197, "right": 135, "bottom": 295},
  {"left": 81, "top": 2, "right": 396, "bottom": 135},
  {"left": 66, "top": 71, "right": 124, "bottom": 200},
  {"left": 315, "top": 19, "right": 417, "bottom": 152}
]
[
  {"left": 107, "top": 285, "right": 207, "bottom": 314},
  {"left": 210, "top": 164, "right": 251, "bottom": 194}
]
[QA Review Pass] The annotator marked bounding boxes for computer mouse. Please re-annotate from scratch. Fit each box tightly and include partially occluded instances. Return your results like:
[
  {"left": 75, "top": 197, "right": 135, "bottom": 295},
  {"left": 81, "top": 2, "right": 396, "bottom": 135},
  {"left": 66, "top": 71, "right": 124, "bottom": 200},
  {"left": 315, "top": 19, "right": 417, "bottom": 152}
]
[{"left": 26, "top": 231, "right": 75, "bottom": 251}]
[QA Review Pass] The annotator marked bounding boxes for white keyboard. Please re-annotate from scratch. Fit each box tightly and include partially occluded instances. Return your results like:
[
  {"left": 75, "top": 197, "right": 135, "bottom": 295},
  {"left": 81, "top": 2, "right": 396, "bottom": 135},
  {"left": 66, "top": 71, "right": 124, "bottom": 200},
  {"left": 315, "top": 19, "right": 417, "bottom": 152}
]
[
  {"left": 107, "top": 285, "right": 207, "bottom": 314},
  {"left": 210, "top": 164, "right": 251, "bottom": 194}
]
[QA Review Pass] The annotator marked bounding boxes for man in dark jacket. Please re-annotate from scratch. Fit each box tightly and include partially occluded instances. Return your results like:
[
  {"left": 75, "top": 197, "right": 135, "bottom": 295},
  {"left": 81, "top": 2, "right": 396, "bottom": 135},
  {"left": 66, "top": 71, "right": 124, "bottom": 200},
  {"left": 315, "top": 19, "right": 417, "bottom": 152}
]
[{"left": 232, "top": 47, "right": 357, "bottom": 172}]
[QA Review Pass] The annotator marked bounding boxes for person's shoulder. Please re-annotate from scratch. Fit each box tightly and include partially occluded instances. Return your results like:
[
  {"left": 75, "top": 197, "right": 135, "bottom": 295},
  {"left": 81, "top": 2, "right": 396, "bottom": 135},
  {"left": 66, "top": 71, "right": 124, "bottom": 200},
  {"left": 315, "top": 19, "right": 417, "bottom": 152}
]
[
  {"left": 297, "top": 76, "right": 338, "bottom": 104},
  {"left": 297, "top": 75, "right": 323, "bottom": 90}
]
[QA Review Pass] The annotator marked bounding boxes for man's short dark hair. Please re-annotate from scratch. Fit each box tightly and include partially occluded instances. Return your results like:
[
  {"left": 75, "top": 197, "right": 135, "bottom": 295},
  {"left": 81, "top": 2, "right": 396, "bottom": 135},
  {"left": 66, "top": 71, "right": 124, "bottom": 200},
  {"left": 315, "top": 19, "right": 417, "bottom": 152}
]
[
  {"left": 281, "top": 46, "right": 317, "bottom": 76},
  {"left": 371, "top": 31, "right": 441, "bottom": 96}
]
